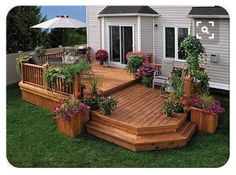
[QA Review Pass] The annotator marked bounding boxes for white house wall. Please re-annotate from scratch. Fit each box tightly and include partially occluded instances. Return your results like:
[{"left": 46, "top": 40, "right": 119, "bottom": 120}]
[{"left": 140, "top": 16, "right": 154, "bottom": 53}]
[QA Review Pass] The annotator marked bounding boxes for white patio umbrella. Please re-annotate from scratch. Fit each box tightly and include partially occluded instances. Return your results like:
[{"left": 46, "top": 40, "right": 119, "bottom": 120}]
[{"left": 31, "top": 15, "right": 86, "bottom": 45}]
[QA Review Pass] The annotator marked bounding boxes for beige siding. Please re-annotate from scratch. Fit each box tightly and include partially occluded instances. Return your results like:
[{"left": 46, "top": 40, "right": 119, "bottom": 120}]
[
  {"left": 195, "top": 18, "right": 230, "bottom": 87},
  {"left": 141, "top": 17, "right": 153, "bottom": 53},
  {"left": 87, "top": 6, "right": 105, "bottom": 56}
]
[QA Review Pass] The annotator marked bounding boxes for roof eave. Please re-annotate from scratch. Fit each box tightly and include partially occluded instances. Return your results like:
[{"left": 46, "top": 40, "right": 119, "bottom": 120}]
[
  {"left": 98, "top": 13, "right": 160, "bottom": 17},
  {"left": 187, "top": 15, "right": 229, "bottom": 18}
]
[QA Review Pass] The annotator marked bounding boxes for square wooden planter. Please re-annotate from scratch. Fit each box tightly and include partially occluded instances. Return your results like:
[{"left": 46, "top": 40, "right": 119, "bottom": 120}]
[
  {"left": 56, "top": 111, "right": 89, "bottom": 137},
  {"left": 190, "top": 107, "right": 218, "bottom": 134}
]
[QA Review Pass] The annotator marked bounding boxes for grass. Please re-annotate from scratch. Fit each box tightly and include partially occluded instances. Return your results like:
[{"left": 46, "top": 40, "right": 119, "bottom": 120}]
[{"left": 7, "top": 85, "right": 229, "bottom": 167}]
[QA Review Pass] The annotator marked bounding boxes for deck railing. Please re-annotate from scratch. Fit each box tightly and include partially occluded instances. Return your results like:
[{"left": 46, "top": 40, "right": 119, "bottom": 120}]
[
  {"left": 22, "top": 63, "right": 44, "bottom": 88},
  {"left": 39, "top": 52, "right": 64, "bottom": 63},
  {"left": 21, "top": 62, "right": 80, "bottom": 97}
]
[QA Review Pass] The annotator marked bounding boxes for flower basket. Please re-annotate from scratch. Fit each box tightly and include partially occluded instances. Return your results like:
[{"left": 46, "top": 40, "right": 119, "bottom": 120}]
[
  {"left": 56, "top": 111, "right": 89, "bottom": 137},
  {"left": 190, "top": 107, "right": 218, "bottom": 134}
]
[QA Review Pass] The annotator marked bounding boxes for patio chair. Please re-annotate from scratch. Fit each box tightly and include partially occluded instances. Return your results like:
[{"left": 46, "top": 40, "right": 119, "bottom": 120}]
[{"left": 152, "top": 58, "right": 175, "bottom": 89}]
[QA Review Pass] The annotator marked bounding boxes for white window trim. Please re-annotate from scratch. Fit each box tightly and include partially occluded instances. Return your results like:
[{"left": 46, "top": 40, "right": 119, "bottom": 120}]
[{"left": 163, "top": 26, "right": 190, "bottom": 62}]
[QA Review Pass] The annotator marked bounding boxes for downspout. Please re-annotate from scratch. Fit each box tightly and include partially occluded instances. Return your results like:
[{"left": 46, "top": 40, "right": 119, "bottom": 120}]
[
  {"left": 137, "top": 16, "right": 141, "bottom": 51},
  {"left": 152, "top": 16, "right": 155, "bottom": 63}
]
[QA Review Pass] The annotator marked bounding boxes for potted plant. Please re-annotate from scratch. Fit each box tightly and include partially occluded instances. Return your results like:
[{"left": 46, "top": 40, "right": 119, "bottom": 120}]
[
  {"left": 136, "top": 63, "right": 155, "bottom": 87},
  {"left": 55, "top": 98, "right": 90, "bottom": 137},
  {"left": 100, "top": 97, "right": 118, "bottom": 115},
  {"left": 180, "top": 36, "right": 205, "bottom": 97},
  {"left": 94, "top": 49, "right": 108, "bottom": 65},
  {"left": 84, "top": 89, "right": 103, "bottom": 110},
  {"left": 126, "top": 56, "right": 144, "bottom": 76},
  {"left": 35, "top": 46, "right": 46, "bottom": 57},
  {"left": 163, "top": 96, "right": 188, "bottom": 117},
  {"left": 189, "top": 93, "right": 224, "bottom": 134}
]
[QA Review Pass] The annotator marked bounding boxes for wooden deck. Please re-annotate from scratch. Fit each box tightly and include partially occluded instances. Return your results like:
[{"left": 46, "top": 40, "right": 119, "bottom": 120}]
[
  {"left": 90, "top": 64, "right": 136, "bottom": 95},
  {"left": 86, "top": 84, "right": 197, "bottom": 152}
]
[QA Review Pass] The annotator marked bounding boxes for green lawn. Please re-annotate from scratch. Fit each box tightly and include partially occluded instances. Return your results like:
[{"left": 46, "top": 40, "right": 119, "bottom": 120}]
[{"left": 7, "top": 85, "right": 229, "bottom": 167}]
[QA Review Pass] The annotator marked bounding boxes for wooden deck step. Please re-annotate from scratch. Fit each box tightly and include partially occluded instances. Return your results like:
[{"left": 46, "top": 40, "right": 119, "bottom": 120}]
[{"left": 86, "top": 120, "right": 197, "bottom": 152}]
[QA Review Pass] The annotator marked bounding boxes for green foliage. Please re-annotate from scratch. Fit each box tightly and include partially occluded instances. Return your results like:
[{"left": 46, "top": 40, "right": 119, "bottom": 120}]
[
  {"left": 180, "top": 36, "right": 205, "bottom": 75},
  {"left": 194, "top": 70, "right": 209, "bottom": 94},
  {"left": 45, "top": 59, "right": 91, "bottom": 90},
  {"left": 126, "top": 56, "right": 143, "bottom": 74},
  {"left": 141, "top": 77, "right": 152, "bottom": 87},
  {"left": 170, "top": 75, "right": 183, "bottom": 98},
  {"left": 87, "top": 76, "right": 101, "bottom": 94},
  {"left": 163, "top": 99, "right": 176, "bottom": 117},
  {"left": 100, "top": 97, "right": 118, "bottom": 115},
  {"left": 16, "top": 55, "right": 31, "bottom": 75},
  {"left": 200, "top": 93, "right": 214, "bottom": 104},
  {"left": 34, "top": 46, "right": 46, "bottom": 56},
  {"left": 7, "top": 6, "right": 50, "bottom": 53}
]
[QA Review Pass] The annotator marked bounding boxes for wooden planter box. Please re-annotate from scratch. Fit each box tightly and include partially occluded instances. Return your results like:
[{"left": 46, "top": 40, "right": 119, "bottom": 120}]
[
  {"left": 183, "top": 77, "right": 196, "bottom": 98},
  {"left": 190, "top": 107, "right": 218, "bottom": 134},
  {"left": 56, "top": 111, "right": 89, "bottom": 137}
]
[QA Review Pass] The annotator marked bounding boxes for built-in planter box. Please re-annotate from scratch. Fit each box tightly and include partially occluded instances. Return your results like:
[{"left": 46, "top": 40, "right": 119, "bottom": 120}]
[
  {"left": 56, "top": 111, "right": 89, "bottom": 137},
  {"left": 190, "top": 107, "right": 218, "bottom": 134}
]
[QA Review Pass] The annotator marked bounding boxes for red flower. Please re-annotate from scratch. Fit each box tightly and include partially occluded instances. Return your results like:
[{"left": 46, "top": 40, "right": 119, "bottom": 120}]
[
  {"left": 180, "top": 96, "right": 184, "bottom": 101},
  {"left": 77, "top": 92, "right": 81, "bottom": 98},
  {"left": 92, "top": 96, "right": 96, "bottom": 100},
  {"left": 182, "top": 99, "right": 188, "bottom": 106},
  {"left": 174, "top": 100, "right": 179, "bottom": 105}
]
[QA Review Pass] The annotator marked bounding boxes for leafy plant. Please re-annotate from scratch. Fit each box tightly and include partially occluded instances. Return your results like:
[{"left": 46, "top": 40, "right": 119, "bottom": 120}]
[
  {"left": 194, "top": 70, "right": 209, "bottom": 94},
  {"left": 136, "top": 63, "right": 156, "bottom": 78},
  {"left": 126, "top": 51, "right": 146, "bottom": 60},
  {"left": 83, "top": 89, "right": 103, "bottom": 110},
  {"left": 126, "top": 56, "right": 143, "bottom": 74},
  {"left": 87, "top": 76, "right": 101, "bottom": 94},
  {"left": 16, "top": 55, "right": 31, "bottom": 75},
  {"left": 55, "top": 98, "right": 90, "bottom": 121},
  {"left": 163, "top": 96, "right": 188, "bottom": 117},
  {"left": 180, "top": 36, "right": 205, "bottom": 76},
  {"left": 45, "top": 59, "right": 91, "bottom": 90},
  {"left": 170, "top": 75, "right": 184, "bottom": 98},
  {"left": 189, "top": 94, "right": 224, "bottom": 113},
  {"left": 34, "top": 46, "right": 46, "bottom": 57},
  {"left": 141, "top": 77, "right": 153, "bottom": 87},
  {"left": 99, "top": 97, "right": 118, "bottom": 115},
  {"left": 94, "top": 49, "right": 108, "bottom": 65}
]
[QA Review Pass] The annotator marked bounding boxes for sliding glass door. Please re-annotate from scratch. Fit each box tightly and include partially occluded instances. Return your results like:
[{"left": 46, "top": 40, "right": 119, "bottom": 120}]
[{"left": 109, "top": 26, "right": 133, "bottom": 65}]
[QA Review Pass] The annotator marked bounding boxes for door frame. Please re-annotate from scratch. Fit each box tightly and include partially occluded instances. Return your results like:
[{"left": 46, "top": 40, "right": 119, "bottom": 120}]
[{"left": 107, "top": 24, "right": 134, "bottom": 67}]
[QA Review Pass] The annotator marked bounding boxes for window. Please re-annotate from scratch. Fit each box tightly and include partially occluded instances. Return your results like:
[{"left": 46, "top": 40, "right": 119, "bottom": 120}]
[
  {"left": 165, "top": 27, "right": 175, "bottom": 58},
  {"left": 165, "top": 27, "right": 189, "bottom": 60}
]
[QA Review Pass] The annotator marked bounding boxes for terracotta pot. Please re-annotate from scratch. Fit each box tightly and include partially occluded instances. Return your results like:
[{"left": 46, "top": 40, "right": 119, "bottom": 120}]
[
  {"left": 190, "top": 107, "right": 218, "bottom": 134},
  {"left": 56, "top": 111, "right": 89, "bottom": 137}
]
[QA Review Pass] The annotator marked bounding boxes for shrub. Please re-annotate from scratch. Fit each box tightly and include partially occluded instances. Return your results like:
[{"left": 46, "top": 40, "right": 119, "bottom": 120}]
[
  {"left": 126, "top": 56, "right": 143, "bottom": 74},
  {"left": 189, "top": 94, "right": 224, "bottom": 113},
  {"left": 94, "top": 49, "right": 108, "bottom": 65},
  {"left": 100, "top": 97, "right": 118, "bottom": 115},
  {"left": 55, "top": 98, "right": 90, "bottom": 121}
]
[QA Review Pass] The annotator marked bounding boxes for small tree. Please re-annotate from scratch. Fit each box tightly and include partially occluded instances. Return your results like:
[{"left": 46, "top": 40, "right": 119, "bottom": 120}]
[{"left": 180, "top": 36, "right": 205, "bottom": 76}]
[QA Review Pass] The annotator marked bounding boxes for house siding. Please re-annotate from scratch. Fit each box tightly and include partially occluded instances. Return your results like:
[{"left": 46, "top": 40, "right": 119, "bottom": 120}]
[
  {"left": 140, "top": 16, "right": 153, "bottom": 53},
  {"left": 194, "top": 18, "right": 230, "bottom": 89},
  {"left": 87, "top": 6, "right": 105, "bottom": 58}
]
